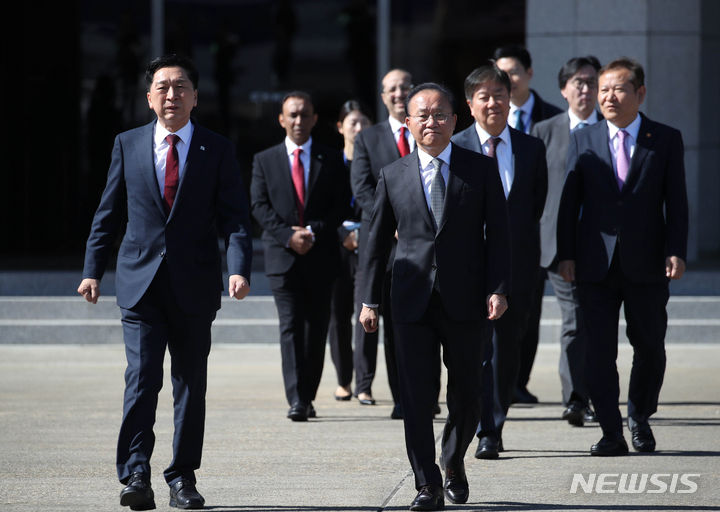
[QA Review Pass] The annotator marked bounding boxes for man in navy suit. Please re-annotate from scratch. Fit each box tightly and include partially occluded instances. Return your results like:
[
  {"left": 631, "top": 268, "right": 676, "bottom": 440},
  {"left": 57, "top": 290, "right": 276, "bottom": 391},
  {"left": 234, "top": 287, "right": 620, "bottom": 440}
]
[
  {"left": 531, "top": 56, "right": 602, "bottom": 427},
  {"left": 452, "top": 64, "right": 547, "bottom": 459},
  {"left": 558, "top": 57, "right": 688, "bottom": 456},
  {"left": 359, "top": 83, "right": 510, "bottom": 511},
  {"left": 494, "top": 45, "right": 562, "bottom": 405},
  {"left": 251, "top": 91, "right": 349, "bottom": 422},
  {"left": 78, "top": 54, "right": 253, "bottom": 510}
]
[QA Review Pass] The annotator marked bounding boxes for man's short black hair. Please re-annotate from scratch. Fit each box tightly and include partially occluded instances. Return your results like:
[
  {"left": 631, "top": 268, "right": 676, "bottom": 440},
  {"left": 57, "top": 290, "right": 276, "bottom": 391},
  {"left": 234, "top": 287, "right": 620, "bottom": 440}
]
[
  {"left": 464, "top": 64, "right": 511, "bottom": 100},
  {"left": 404, "top": 83, "right": 455, "bottom": 115},
  {"left": 493, "top": 45, "right": 532, "bottom": 70},
  {"left": 145, "top": 54, "right": 199, "bottom": 91},
  {"left": 558, "top": 56, "right": 601, "bottom": 89},
  {"left": 281, "top": 90, "right": 314, "bottom": 110},
  {"left": 599, "top": 57, "right": 645, "bottom": 91}
]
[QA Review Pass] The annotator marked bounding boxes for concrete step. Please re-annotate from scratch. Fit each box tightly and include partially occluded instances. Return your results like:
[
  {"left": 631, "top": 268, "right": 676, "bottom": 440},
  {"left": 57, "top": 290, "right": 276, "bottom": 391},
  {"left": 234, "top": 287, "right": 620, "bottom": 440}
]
[{"left": 1, "top": 296, "right": 718, "bottom": 344}]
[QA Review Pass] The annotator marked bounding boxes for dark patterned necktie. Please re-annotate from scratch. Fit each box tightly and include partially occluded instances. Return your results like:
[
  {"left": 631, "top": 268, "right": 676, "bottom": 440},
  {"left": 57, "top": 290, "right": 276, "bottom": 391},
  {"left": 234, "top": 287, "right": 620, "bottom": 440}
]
[
  {"left": 430, "top": 157, "right": 445, "bottom": 228},
  {"left": 486, "top": 137, "right": 500, "bottom": 159}
]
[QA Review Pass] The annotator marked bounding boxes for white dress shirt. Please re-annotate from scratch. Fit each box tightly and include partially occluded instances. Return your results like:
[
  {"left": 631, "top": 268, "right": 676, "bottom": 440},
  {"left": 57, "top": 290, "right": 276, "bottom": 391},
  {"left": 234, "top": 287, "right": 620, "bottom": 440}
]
[
  {"left": 509, "top": 92, "right": 535, "bottom": 134},
  {"left": 417, "top": 144, "right": 451, "bottom": 212},
  {"left": 607, "top": 114, "right": 641, "bottom": 177},
  {"left": 284, "top": 136, "right": 312, "bottom": 189},
  {"left": 153, "top": 121, "right": 194, "bottom": 197},
  {"left": 475, "top": 123, "right": 514, "bottom": 198},
  {"left": 388, "top": 116, "right": 416, "bottom": 152},
  {"left": 568, "top": 109, "right": 599, "bottom": 131}
]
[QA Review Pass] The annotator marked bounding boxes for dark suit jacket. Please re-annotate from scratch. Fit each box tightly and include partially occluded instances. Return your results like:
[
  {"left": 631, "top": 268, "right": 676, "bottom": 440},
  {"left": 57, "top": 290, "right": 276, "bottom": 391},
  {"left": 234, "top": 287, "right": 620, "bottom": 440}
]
[
  {"left": 82, "top": 120, "right": 253, "bottom": 314},
  {"left": 452, "top": 125, "right": 548, "bottom": 296},
  {"left": 250, "top": 141, "right": 350, "bottom": 277},
  {"left": 362, "top": 144, "right": 511, "bottom": 324},
  {"left": 529, "top": 89, "right": 563, "bottom": 130},
  {"left": 557, "top": 114, "right": 688, "bottom": 283},
  {"left": 351, "top": 120, "right": 402, "bottom": 221},
  {"left": 351, "top": 119, "right": 401, "bottom": 272},
  {"left": 531, "top": 111, "right": 603, "bottom": 268}
]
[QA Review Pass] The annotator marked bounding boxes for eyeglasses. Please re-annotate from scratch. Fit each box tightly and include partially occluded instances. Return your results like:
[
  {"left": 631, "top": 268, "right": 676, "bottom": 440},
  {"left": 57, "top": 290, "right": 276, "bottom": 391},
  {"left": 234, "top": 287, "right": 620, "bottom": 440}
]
[
  {"left": 411, "top": 112, "right": 452, "bottom": 124},
  {"left": 571, "top": 78, "right": 598, "bottom": 90}
]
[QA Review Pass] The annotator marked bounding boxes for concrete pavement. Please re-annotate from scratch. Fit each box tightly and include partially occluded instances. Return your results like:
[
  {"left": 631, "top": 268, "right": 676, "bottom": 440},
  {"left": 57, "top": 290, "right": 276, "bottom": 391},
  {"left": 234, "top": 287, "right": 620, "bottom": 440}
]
[{"left": 1, "top": 342, "right": 719, "bottom": 511}]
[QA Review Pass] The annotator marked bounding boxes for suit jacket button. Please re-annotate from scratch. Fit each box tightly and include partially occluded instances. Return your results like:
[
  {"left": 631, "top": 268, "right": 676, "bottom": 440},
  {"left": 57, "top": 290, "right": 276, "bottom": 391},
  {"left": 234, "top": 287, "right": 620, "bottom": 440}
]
[
  {"left": 431, "top": 264, "right": 437, "bottom": 270},
  {"left": 160, "top": 251, "right": 166, "bottom": 258}
]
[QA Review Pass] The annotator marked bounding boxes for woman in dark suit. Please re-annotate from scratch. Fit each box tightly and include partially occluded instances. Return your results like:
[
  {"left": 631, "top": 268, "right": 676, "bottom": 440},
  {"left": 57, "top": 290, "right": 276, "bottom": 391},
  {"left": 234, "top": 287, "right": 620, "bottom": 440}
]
[{"left": 329, "top": 100, "right": 371, "bottom": 400}]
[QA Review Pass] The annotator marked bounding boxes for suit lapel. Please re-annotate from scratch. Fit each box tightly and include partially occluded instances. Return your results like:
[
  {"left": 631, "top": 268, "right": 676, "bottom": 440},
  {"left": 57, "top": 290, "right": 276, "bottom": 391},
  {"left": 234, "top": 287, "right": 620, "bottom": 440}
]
[
  {"left": 169, "top": 124, "right": 208, "bottom": 220},
  {"left": 507, "top": 129, "right": 526, "bottom": 203},
  {"left": 592, "top": 123, "right": 620, "bottom": 193},
  {"left": 405, "top": 151, "right": 436, "bottom": 232},
  {"left": 135, "top": 122, "right": 166, "bottom": 217},
  {"left": 557, "top": 113, "right": 570, "bottom": 152},
  {"left": 455, "top": 125, "right": 483, "bottom": 154},
  {"left": 271, "top": 144, "right": 298, "bottom": 212},
  {"left": 438, "top": 148, "right": 464, "bottom": 233},
  {"left": 307, "top": 145, "right": 323, "bottom": 202},
  {"left": 380, "top": 121, "right": 401, "bottom": 161}
]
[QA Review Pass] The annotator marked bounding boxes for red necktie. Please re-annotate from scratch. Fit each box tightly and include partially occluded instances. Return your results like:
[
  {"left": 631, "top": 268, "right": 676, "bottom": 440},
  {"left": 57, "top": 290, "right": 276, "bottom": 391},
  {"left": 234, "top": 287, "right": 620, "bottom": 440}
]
[
  {"left": 292, "top": 148, "right": 305, "bottom": 225},
  {"left": 397, "top": 126, "right": 410, "bottom": 157},
  {"left": 164, "top": 134, "right": 180, "bottom": 214}
]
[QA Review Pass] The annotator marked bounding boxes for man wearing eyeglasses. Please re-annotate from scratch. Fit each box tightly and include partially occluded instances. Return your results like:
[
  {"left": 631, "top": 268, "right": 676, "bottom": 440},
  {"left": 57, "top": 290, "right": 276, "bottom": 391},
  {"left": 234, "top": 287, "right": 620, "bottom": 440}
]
[
  {"left": 352, "top": 69, "right": 442, "bottom": 419},
  {"left": 452, "top": 64, "right": 548, "bottom": 460},
  {"left": 359, "top": 83, "right": 511, "bottom": 510},
  {"left": 531, "top": 56, "right": 603, "bottom": 429}
]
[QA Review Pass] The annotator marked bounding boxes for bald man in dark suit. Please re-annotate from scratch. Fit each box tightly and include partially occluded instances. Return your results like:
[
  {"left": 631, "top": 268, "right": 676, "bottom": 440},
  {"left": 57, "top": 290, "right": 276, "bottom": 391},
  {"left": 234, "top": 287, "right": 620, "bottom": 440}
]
[{"left": 359, "top": 83, "right": 510, "bottom": 511}]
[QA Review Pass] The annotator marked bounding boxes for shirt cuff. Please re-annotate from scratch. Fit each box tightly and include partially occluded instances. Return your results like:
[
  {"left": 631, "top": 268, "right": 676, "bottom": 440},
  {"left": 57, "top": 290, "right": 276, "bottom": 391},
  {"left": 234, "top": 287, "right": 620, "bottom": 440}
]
[{"left": 362, "top": 303, "right": 379, "bottom": 309}]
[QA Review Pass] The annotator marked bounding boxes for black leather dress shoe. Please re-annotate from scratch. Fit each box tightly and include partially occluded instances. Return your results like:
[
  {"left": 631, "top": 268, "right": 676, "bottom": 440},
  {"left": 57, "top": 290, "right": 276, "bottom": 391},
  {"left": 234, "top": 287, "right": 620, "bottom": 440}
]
[
  {"left": 444, "top": 465, "right": 469, "bottom": 504},
  {"left": 287, "top": 402, "right": 308, "bottom": 422},
  {"left": 562, "top": 401, "right": 586, "bottom": 427},
  {"left": 629, "top": 418, "right": 656, "bottom": 452},
  {"left": 410, "top": 484, "right": 444, "bottom": 511},
  {"left": 584, "top": 407, "right": 598, "bottom": 423},
  {"left": 307, "top": 403, "right": 317, "bottom": 418},
  {"left": 590, "top": 436, "right": 629, "bottom": 456},
  {"left": 169, "top": 479, "right": 205, "bottom": 509},
  {"left": 512, "top": 386, "right": 538, "bottom": 404},
  {"left": 391, "top": 403, "right": 403, "bottom": 419},
  {"left": 120, "top": 472, "right": 155, "bottom": 511},
  {"left": 474, "top": 435, "right": 500, "bottom": 459}
]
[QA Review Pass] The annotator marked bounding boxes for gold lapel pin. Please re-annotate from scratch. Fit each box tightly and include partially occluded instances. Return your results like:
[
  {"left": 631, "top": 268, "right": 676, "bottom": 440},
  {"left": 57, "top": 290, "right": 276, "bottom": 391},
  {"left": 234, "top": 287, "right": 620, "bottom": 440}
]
[{"left": 646, "top": 133, "right": 651, "bottom": 138}]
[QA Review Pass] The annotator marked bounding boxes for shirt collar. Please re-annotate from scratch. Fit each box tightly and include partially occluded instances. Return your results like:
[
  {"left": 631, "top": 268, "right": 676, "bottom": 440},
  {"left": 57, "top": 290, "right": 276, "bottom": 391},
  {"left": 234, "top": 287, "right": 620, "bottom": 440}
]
[
  {"left": 154, "top": 120, "right": 193, "bottom": 147},
  {"left": 607, "top": 114, "right": 641, "bottom": 141},
  {"left": 568, "top": 109, "right": 599, "bottom": 130},
  {"left": 510, "top": 90, "right": 535, "bottom": 116},
  {"left": 418, "top": 143, "right": 452, "bottom": 170},
  {"left": 388, "top": 115, "right": 408, "bottom": 134},
  {"left": 285, "top": 136, "right": 313, "bottom": 156},
  {"left": 474, "top": 122, "right": 511, "bottom": 147}
]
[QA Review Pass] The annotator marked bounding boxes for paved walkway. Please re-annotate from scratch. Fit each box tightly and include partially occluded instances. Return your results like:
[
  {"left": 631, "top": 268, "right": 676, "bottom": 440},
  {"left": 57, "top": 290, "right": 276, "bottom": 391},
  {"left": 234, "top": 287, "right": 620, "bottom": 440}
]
[{"left": 1, "top": 343, "right": 719, "bottom": 511}]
